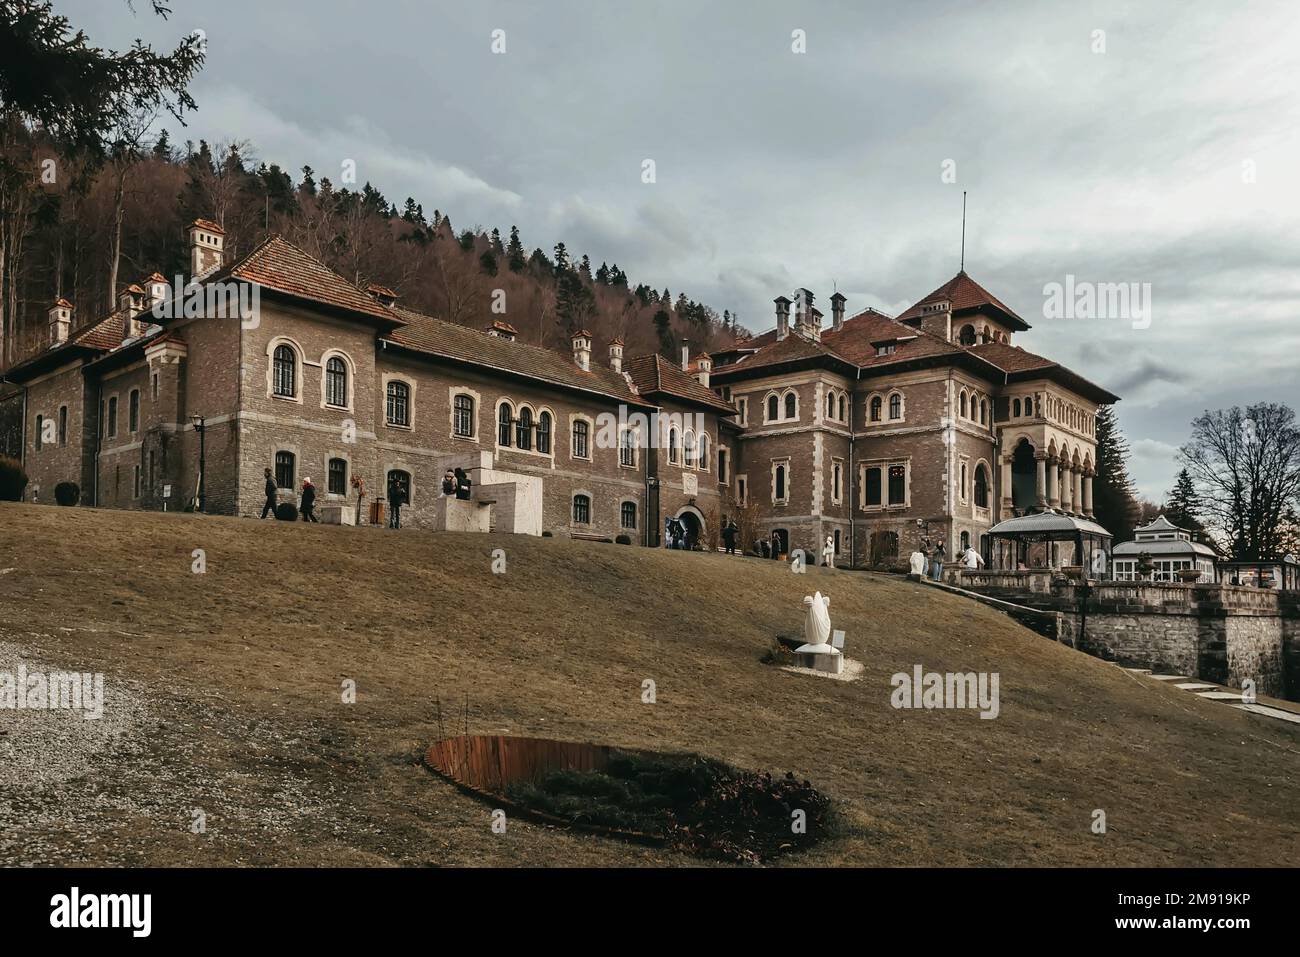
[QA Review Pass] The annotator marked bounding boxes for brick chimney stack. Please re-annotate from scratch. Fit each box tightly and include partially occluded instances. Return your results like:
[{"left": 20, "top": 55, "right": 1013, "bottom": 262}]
[
  {"left": 48, "top": 299, "right": 73, "bottom": 346},
  {"left": 830, "top": 292, "right": 846, "bottom": 332},
  {"left": 774, "top": 296, "right": 791, "bottom": 341},
  {"left": 188, "top": 219, "right": 225, "bottom": 278},
  {"left": 571, "top": 330, "right": 592, "bottom": 371},
  {"left": 608, "top": 337, "right": 624, "bottom": 373},
  {"left": 695, "top": 353, "right": 712, "bottom": 388}
]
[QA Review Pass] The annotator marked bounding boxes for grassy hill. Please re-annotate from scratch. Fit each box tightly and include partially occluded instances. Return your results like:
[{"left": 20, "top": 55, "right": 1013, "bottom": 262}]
[{"left": 2, "top": 502, "right": 1298, "bottom": 867}]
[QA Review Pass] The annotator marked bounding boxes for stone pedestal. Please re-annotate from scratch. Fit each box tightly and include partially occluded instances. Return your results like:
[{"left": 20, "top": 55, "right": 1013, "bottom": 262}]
[
  {"left": 794, "top": 642, "right": 844, "bottom": 675},
  {"left": 319, "top": 504, "right": 355, "bottom": 526},
  {"left": 432, "top": 497, "right": 490, "bottom": 533}
]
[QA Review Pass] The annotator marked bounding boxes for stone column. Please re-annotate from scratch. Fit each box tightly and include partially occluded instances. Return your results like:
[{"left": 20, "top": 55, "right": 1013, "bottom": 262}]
[
  {"left": 1060, "top": 464, "right": 1072, "bottom": 513},
  {"left": 1083, "top": 471, "right": 1094, "bottom": 518},
  {"left": 1001, "top": 456, "right": 1013, "bottom": 510},
  {"left": 1047, "top": 457, "right": 1061, "bottom": 510},
  {"left": 1035, "top": 453, "right": 1047, "bottom": 508},
  {"left": 1073, "top": 469, "right": 1083, "bottom": 517}
]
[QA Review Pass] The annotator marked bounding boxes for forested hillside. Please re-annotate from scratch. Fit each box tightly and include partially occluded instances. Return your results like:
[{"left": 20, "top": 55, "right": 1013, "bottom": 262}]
[{"left": 0, "top": 130, "right": 747, "bottom": 368}]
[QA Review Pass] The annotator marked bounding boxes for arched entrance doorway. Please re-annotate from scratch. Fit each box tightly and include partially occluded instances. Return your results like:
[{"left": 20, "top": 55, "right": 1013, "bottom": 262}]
[
  {"left": 1011, "top": 438, "right": 1037, "bottom": 512},
  {"left": 674, "top": 506, "right": 705, "bottom": 550}
]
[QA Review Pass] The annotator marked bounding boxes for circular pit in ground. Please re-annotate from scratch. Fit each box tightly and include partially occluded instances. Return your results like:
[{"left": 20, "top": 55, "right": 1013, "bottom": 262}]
[{"left": 424, "top": 734, "right": 833, "bottom": 864}]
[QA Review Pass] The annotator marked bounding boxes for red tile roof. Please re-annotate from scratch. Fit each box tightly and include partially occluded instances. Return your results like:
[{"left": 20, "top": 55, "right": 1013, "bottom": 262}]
[
  {"left": 385, "top": 307, "right": 650, "bottom": 407},
  {"left": 191, "top": 218, "right": 224, "bottom": 234},
  {"left": 210, "top": 235, "right": 402, "bottom": 325},
  {"left": 624, "top": 354, "right": 737, "bottom": 414},
  {"left": 897, "top": 270, "right": 1030, "bottom": 330}
]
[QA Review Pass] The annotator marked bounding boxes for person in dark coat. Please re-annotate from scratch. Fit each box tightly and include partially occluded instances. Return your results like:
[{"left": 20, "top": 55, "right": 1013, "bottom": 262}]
[
  {"left": 454, "top": 467, "right": 472, "bottom": 500},
  {"left": 770, "top": 530, "right": 783, "bottom": 560},
  {"left": 722, "top": 520, "right": 738, "bottom": 555},
  {"left": 299, "top": 478, "right": 318, "bottom": 522},
  {"left": 260, "top": 467, "right": 277, "bottom": 519},
  {"left": 387, "top": 474, "right": 405, "bottom": 529}
]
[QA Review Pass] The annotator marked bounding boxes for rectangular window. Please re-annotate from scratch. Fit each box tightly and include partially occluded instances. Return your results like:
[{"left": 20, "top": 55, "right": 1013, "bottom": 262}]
[
  {"left": 152, "top": 372, "right": 159, "bottom": 400},
  {"left": 832, "top": 460, "right": 843, "bottom": 504},
  {"left": 108, "top": 396, "right": 118, "bottom": 438},
  {"left": 619, "top": 430, "right": 635, "bottom": 467},
  {"left": 737, "top": 398, "right": 748, "bottom": 426},
  {"left": 58, "top": 406, "right": 67, "bottom": 446},
  {"left": 328, "top": 458, "right": 347, "bottom": 496},
  {"left": 865, "top": 466, "right": 882, "bottom": 508},
  {"left": 148, "top": 450, "right": 155, "bottom": 491},
  {"left": 453, "top": 394, "right": 474, "bottom": 437},
  {"left": 133, "top": 464, "right": 141, "bottom": 499},
  {"left": 573, "top": 495, "right": 590, "bottom": 524},
  {"left": 35, "top": 414, "right": 43, "bottom": 450},
  {"left": 888, "top": 464, "right": 907, "bottom": 506},
  {"left": 621, "top": 501, "right": 637, "bottom": 529},
  {"left": 275, "top": 451, "right": 295, "bottom": 490},
  {"left": 129, "top": 389, "right": 140, "bottom": 433},
  {"left": 572, "top": 420, "right": 590, "bottom": 459}
]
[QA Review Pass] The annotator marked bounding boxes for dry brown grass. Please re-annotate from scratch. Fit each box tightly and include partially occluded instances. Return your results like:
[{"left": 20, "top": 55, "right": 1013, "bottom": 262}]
[{"left": 1, "top": 501, "right": 1298, "bottom": 867}]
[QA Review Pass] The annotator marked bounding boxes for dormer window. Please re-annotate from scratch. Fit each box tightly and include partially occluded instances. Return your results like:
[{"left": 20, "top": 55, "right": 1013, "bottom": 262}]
[{"left": 875, "top": 343, "right": 896, "bottom": 357}]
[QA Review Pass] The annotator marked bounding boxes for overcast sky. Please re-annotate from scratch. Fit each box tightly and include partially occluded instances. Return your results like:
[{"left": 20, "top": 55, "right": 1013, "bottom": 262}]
[{"left": 62, "top": 0, "right": 1300, "bottom": 500}]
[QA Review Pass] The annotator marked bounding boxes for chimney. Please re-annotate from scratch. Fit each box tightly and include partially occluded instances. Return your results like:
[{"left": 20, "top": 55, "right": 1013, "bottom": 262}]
[
  {"left": 48, "top": 298, "right": 73, "bottom": 346},
  {"left": 695, "top": 353, "right": 712, "bottom": 388},
  {"left": 119, "top": 284, "right": 149, "bottom": 339},
  {"left": 145, "top": 272, "right": 170, "bottom": 314},
  {"left": 830, "top": 292, "right": 846, "bottom": 332},
  {"left": 571, "top": 330, "right": 592, "bottom": 371},
  {"left": 188, "top": 219, "right": 225, "bottom": 278},
  {"left": 774, "top": 296, "right": 791, "bottom": 341},
  {"left": 486, "top": 320, "right": 518, "bottom": 341},
  {"left": 680, "top": 339, "right": 690, "bottom": 371},
  {"left": 608, "top": 337, "right": 624, "bottom": 373},
  {"left": 793, "top": 288, "right": 816, "bottom": 338}
]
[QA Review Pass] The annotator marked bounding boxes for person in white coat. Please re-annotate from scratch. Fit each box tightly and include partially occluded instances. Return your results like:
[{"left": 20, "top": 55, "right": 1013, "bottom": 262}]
[{"left": 962, "top": 545, "right": 985, "bottom": 570}]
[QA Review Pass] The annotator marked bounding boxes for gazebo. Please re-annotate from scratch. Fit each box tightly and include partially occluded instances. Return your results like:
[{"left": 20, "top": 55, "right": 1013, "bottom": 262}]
[
  {"left": 986, "top": 512, "right": 1114, "bottom": 577},
  {"left": 1112, "top": 515, "right": 1217, "bottom": 583}
]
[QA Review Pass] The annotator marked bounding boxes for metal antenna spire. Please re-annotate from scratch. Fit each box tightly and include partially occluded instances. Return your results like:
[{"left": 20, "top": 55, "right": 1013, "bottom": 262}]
[{"left": 960, "top": 191, "right": 967, "bottom": 272}]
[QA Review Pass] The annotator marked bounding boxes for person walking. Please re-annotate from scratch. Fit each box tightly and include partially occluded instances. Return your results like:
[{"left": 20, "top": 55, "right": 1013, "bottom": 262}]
[
  {"left": 299, "top": 477, "right": 318, "bottom": 522},
  {"left": 387, "top": 473, "right": 405, "bottom": 529},
  {"left": 962, "top": 544, "right": 985, "bottom": 570},
  {"left": 260, "top": 467, "right": 278, "bottom": 519},
  {"left": 722, "top": 520, "right": 737, "bottom": 555},
  {"left": 931, "top": 542, "right": 946, "bottom": 581},
  {"left": 454, "top": 467, "right": 473, "bottom": 500}
]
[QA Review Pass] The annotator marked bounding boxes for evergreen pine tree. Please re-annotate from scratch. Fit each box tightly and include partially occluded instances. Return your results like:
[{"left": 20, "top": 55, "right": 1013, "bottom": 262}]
[
  {"left": 479, "top": 249, "right": 498, "bottom": 276},
  {"left": 490, "top": 227, "right": 504, "bottom": 254},
  {"left": 1164, "top": 467, "right": 1205, "bottom": 535},
  {"left": 506, "top": 226, "right": 526, "bottom": 272},
  {"left": 1092, "top": 405, "right": 1140, "bottom": 542}
]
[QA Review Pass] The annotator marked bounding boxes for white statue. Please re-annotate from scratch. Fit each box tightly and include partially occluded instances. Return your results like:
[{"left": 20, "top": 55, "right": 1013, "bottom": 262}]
[
  {"left": 909, "top": 550, "right": 927, "bottom": 576},
  {"left": 822, "top": 535, "right": 835, "bottom": 566},
  {"left": 802, "top": 591, "right": 832, "bottom": 649}
]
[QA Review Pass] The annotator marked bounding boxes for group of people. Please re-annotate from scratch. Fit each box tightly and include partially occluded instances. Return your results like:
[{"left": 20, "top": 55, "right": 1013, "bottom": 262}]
[
  {"left": 917, "top": 539, "right": 985, "bottom": 581},
  {"left": 258, "top": 464, "right": 473, "bottom": 527}
]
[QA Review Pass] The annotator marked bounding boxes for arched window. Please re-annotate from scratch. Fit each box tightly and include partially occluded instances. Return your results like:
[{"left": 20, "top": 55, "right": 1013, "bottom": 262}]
[
  {"left": 767, "top": 394, "right": 779, "bottom": 421},
  {"left": 889, "top": 393, "right": 902, "bottom": 420},
  {"left": 1013, "top": 398, "right": 1022, "bottom": 417},
  {"left": 980, "top": 399, "right": 987, "bottom": 425},
  {"left": 697, "top": 433, "right": 710, "bottom": 470},
  {"left": 668, "top": 428, "right": 679, "bottom": 464},
  {"left": 959, "top": 391, "right": 968, "bottom": 418},
  {"left": 325, "top": 356, "right": 347, "bottom": 408},
  {"left": 275, "top": 450, "right": 295, "bottom": 489},
  {"left": 838, "top": 394, "right": 846, "bottom": 421},
  {"left": 784, "top": 391, "right": 797, "bottom": 419},
  {"left": 273, "top": 344, "right": 296, "bottom": 397},
  {"left": 869, "top": 395, "right": 882, "bottom": 422},
  {"left": 387, "top": 469, "right": 410, "bottom": 505},
  {"left": 573, "top": 494, "right": 591, "bottom": 524},
  {"left": 826, "top": 392, "right": 835, "bottom": 418},
  {"left": 537, "top": 411, "right": 552, "bottom": 454},
  {"left": 572, "top": 419, "right": 589, "bottom": 458},
  {"left": 386, "top": 381, "right": 410, "bottom": 427},
  {"left": 961, "top": 463, "right": 968, "bottom": 498},
  {"left": 774, "top": 464, "right": 787, "bottom": 502},
  {"left": 497, "top": 402, "right": 513, "bottom": 446},
  {"left": 128, "top": 389, "right": 140, "bottom": 432},
  {"left": 974, "top": 464, "right": 989, "bottom": 508},
  {"left": 959, "top": 324, "right": 976, "bottom": 346},
  {"left": 327, "top": 457, "right": 347, "bottom": 495},
  {"left": 515, "top": 406, "right": 533, "bottom": 450},
  {"left": 453, "top": 393, "right": 474, "bottom": 437},
  {"left": 961, "top": 530, "right": 971, "bottom": 551},
  {"left": 621, "top": 501, "right": 637, "bottom": 529},
  {"left": 684, "top": 431, "right": 696, "bottom": 467}
]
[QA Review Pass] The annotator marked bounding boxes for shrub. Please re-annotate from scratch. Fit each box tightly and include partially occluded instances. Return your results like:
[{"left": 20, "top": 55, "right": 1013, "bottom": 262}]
[
  {"left": 0, "top": 456, "right": 27, "bottom": 502},
  {"left": 54, "top": 481, "right": 80, "bottom": 506},
  {"left": 274, "top": 502, "right": 298, "bottom": 521},
  {"left": 615, "top": 534, "right": 632, "bottom": 545}
]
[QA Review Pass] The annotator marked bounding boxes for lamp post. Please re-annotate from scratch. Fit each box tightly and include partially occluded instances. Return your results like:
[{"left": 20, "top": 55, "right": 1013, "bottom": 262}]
[{"left": 190, "top": 413, "right": 206, "bottom": 512}]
